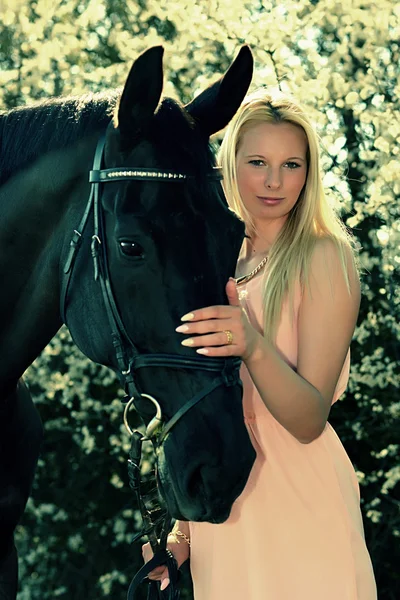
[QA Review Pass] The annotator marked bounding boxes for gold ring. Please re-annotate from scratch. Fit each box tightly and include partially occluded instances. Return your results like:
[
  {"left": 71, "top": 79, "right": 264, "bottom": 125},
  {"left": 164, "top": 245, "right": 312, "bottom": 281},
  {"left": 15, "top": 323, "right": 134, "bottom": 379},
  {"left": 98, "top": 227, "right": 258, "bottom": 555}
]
[{"left": 224, "top": 330, "right": 233, "bottom": 345}]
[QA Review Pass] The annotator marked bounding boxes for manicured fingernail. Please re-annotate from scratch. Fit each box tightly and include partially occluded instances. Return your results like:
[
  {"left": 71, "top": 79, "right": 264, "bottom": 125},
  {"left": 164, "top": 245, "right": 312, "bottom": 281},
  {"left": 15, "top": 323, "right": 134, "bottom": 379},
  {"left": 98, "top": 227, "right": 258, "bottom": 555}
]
[
  {"left": 181, "top": 312, "right": 194, "bottom": 321},
  {"left": 181, "top": 338, "right": 194, "bottom": 346},
  {"left": 160, "top": 578, "right": 170, "bottom": 591},
  {"left": 175, "top": 325, "right": 189, "bottom": 333},
  {"left": 196, "top": 348, "right": 209, "bottom": 355}
]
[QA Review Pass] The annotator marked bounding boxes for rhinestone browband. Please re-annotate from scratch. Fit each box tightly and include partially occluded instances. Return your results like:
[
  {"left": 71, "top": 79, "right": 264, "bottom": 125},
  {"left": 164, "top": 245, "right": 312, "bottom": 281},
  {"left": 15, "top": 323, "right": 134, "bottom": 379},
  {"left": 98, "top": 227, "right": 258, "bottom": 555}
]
[{"left": 89, "top": 167, "right": 223, "bottom": 183}]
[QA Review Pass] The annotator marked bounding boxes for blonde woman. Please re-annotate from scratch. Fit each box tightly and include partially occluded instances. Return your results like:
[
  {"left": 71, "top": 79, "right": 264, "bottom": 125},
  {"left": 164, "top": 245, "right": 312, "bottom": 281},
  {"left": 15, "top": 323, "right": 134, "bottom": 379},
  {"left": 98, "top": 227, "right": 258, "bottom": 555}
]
[{"left": 143, "top": 90, "right": 377, "bottom": 599}]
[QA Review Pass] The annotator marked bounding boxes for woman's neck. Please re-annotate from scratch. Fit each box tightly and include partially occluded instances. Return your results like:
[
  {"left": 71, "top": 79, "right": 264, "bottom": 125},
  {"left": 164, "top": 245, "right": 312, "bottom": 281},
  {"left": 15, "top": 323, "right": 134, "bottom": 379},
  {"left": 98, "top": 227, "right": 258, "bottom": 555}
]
[
  {"left": 236, "top": 237, "right": 270, "bottom": 278},
  {"left": 247, "top": 215, "right": 288, "bottom": 255},
  {"left": 244, "top": 234, "right": 271, "bottom": 257}
]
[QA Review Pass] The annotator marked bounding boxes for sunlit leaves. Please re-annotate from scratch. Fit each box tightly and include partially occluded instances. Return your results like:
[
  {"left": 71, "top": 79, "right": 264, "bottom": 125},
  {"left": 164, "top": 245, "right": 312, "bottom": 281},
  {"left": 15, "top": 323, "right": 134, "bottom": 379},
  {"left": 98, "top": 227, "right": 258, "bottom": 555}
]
[{"left": 1, "top": 0, "right": 398, "bottom": 597}]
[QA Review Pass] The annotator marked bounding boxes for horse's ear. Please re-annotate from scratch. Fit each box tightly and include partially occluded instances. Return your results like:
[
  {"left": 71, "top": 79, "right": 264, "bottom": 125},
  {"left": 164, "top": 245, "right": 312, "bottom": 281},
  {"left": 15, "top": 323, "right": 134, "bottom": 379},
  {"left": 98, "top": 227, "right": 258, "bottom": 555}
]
[
  {"left": 116, "top": 46, "right": 164, "bottom": 138},
  {"left": 184, "top": 46, "right": 253, "bottom": 137}
]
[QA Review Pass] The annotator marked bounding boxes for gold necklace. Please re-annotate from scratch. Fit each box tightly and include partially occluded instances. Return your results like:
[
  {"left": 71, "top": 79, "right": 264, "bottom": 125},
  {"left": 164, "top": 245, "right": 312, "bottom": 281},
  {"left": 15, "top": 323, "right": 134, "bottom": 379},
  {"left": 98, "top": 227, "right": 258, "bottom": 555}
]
[{"left": 234, "top": 255, "right": 268, "bottom": 286}]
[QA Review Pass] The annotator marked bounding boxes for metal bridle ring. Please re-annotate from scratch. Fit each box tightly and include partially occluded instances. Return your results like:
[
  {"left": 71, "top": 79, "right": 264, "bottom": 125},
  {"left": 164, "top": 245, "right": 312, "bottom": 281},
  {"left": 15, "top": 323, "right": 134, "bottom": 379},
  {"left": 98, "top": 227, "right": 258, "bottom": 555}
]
[{"left": 123, "top": 394, "right": 163, "bottom": 439}]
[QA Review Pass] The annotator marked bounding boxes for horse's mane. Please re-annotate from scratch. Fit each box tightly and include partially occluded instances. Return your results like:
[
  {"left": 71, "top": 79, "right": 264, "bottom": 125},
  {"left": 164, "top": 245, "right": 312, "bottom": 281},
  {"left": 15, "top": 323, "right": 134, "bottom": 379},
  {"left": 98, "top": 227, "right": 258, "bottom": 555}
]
[
  {"left": 0, "top": 90, "right": 120, "bottom": 184},
  {"left": 0, "top": 89, "right": 215, "bottom": 198}
]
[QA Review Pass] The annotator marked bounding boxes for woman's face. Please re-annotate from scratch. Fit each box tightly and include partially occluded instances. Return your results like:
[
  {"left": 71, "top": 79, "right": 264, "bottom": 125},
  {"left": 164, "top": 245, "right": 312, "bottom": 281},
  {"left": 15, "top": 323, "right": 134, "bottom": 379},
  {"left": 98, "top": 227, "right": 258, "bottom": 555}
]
[{"left": 236, "top": 121, "right": 308, "bottom": 229}]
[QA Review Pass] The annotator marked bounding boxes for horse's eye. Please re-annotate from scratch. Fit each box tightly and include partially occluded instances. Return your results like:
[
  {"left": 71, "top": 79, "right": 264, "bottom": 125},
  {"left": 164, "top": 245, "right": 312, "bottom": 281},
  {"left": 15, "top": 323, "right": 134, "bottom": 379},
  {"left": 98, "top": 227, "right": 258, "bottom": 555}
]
[{"left": 119, "top": 241, "right": 145, "bottom": 258}]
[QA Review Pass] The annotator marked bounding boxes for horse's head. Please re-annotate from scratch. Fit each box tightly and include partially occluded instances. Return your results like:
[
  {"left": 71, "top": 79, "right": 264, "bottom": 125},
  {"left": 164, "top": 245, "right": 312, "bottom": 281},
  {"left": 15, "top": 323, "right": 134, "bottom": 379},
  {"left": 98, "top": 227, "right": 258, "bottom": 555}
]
[{"left": 65, "top": 46, "right": 255, "bottom": 523}]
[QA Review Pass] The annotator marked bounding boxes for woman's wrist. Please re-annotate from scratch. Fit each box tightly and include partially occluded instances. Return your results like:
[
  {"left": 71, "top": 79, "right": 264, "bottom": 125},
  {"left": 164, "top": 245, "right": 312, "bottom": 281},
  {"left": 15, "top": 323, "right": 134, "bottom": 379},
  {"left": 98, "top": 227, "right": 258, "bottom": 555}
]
[
  {"left": 167, "top": 527, "right": 191, "bottom": 568},
  {"left": 169, "top": 529, "right": 191, "bottom": 547},
  {"left": 171, "top": 521, "right": 191, "bottom": 545},
  {"left": 172, "top": 520, "right": 190, "bottom": 534},
  {"left": 243, "top": 330, "right": 266, "bottom": 364}
]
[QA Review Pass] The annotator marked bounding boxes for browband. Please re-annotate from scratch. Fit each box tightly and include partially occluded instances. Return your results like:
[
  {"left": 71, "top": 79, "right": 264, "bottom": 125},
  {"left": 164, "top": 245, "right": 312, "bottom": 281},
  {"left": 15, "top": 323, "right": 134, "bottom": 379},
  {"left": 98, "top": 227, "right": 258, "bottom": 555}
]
[{"left": 89, "top": 166, "right": 223, "bottom": 183}]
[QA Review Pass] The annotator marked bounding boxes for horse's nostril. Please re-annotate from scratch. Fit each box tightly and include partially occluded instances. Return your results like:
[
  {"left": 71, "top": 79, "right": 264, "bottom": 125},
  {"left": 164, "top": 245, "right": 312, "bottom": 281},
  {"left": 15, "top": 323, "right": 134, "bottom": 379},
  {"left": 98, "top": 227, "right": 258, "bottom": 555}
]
[
  {"left": 185, "top": 466, "right": 203, "bottom": 498},
  {"left": 185, "top": 461, "right": 222, "bottom": 500}
]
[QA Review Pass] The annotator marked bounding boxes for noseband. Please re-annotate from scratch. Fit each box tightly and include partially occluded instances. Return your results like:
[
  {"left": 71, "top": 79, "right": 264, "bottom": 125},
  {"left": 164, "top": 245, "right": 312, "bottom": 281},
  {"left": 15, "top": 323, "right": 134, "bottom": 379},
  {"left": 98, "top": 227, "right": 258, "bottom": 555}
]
[{"left": 60, "top": 129, "right": 242, "bottom": 598}]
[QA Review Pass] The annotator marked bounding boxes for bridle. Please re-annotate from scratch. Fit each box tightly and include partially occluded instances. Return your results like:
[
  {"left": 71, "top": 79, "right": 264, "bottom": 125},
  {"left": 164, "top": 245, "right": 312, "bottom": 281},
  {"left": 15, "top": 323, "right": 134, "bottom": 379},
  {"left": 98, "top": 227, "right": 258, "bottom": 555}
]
[{"left": 60, "top": 128, "right": 243, "bottom": 599}]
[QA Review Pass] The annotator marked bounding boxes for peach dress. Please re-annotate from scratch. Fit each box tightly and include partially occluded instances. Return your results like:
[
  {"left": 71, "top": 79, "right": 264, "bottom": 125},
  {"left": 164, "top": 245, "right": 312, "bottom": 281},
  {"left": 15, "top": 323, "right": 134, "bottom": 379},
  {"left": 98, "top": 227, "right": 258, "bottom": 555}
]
[{"left": 189, "top": 271, "right": 377, "bottom": 599}]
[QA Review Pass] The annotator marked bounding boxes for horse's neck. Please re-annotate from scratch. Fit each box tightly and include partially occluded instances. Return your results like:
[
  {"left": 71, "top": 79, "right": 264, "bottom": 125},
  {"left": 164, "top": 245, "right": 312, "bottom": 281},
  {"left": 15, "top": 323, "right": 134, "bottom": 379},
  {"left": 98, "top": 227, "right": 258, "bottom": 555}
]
[{"left": 0, "top": 135, "right": 96, "bottom": 391}]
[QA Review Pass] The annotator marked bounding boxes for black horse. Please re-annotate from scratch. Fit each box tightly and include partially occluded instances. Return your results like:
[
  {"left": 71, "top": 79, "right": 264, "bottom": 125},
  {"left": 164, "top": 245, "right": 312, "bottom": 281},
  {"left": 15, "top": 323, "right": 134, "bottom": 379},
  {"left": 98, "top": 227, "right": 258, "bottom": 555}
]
[{"left": 0, "top": 46, "right": 256, "bottom": 597}]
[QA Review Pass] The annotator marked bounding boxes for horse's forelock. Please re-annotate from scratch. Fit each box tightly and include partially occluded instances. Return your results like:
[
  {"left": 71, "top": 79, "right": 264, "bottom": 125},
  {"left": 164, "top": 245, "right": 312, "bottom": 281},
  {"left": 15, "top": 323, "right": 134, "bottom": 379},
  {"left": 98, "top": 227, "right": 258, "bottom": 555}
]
[
  {"left": 153, "top": 98, "right": 214, "bottom": 173},
  {"left": 106, "top": 95, "right": 220, "bottom": 224}
]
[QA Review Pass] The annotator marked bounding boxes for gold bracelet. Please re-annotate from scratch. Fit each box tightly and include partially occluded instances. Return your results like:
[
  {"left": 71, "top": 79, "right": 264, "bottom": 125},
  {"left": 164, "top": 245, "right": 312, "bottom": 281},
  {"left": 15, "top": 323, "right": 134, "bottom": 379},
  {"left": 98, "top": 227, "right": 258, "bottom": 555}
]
[{"left": 170, "top": 529, "right": 191, "bottom": 547}]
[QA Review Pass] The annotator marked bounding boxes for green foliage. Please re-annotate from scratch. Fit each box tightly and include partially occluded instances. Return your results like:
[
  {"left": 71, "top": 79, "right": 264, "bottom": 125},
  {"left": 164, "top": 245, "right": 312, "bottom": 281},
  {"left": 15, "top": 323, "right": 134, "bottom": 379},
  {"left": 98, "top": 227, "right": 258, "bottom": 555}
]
[
  {"left": 20, "top": 329, "right": 145, "bottom": 599},
  {"left": 0, "top": 0, "right": 398, "bottom": 598}
]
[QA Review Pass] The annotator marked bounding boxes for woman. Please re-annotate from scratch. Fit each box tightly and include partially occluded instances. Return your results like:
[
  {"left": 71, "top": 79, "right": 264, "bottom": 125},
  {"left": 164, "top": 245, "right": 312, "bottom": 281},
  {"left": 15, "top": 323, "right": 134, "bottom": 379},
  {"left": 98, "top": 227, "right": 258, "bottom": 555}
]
[{"left": 143, "top": 90, "right": 377, "bottom": 599}]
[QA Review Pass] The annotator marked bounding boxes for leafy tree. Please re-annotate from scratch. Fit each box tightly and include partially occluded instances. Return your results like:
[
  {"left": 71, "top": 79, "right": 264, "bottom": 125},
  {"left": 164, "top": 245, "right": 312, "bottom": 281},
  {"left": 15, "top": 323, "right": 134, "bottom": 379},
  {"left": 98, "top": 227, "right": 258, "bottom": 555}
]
[{"left": 0, "top": 0, "right": 398, "bottom": 598}]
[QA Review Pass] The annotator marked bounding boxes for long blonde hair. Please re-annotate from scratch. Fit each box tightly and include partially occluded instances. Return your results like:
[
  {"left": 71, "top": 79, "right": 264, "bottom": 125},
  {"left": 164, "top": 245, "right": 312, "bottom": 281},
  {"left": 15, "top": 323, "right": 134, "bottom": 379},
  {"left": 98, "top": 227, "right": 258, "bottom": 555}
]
[{"left": 218, "top": 89, "right": 359, "bottom": 341}]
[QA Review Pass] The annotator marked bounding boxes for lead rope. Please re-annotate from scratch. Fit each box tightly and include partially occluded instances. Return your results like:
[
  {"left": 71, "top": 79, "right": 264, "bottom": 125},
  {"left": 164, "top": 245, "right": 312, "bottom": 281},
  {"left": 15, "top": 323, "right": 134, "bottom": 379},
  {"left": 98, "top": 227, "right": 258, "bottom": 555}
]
[
  {"left": 126, "top": 430, "right": 180, "bottom": 600},
  {"left": 123, "top": 362, "right": 241, "bottom": 598}
]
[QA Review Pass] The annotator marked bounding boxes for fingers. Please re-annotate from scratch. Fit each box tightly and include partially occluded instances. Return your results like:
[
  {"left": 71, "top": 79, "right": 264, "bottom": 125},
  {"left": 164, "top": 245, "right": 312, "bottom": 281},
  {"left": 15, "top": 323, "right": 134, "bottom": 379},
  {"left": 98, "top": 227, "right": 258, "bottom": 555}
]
[
  {"left": 180, "top": 305, "right": 240, "bottom": 323},
  {"left": 148, "top": 566, "right": 168, "bottom": 581},
  {"left": 176, "top": 308, "right": 242, "bottom": 347},
  {"left": 142, "top": 542, "right": 153, "bottom": 563},
  {"left": 176, "top": 310, "right": 246, "bottom": 355},
  {"left": 143, "top": 558, "right": 170, "bottom": 589},
  {"left": 196, "top": 345, "right": 237, "bottom": 357},
  {"left": 177, "top": 292, "right": 247, "bottom": 357},
  {"left": 176, "top": 317, "right": 236, "bottom": 336},
  {"left": 160, "top": 577, "right": 170, "bottom": 591},
  {"left": 142, "top": 542, "right": 169, "bottom": 581},
  {"left": 226, "top": 278, "right": 241, "bottom": 307},
  {"left": 179, "top": 330, "right": 238, "bottom": 349}
]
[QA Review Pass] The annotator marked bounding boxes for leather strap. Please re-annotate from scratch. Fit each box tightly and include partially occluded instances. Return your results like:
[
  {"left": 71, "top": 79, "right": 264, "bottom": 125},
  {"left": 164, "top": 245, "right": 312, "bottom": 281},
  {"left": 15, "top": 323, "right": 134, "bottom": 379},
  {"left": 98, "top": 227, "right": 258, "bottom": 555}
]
[
  {"left": 60, "top": 134, "right": 106, "bottom": 323},
  {"left": 89, "top": 166, "right": 222, "bottom": 183},
  {"left": 126, "top": 549, "right": 180, "bottom": 600}
]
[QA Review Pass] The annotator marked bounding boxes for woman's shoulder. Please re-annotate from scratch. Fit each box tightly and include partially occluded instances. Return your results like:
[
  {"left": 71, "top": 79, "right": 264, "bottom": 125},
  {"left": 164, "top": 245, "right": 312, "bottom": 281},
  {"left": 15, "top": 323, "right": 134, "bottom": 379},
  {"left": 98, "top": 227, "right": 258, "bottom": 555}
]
[
  {"left": 306, "top": 235, "right": 359, "bottom": 287},
  {"left": 309, "top": 234, "right": 353, "bottom": 257},
  {"left": 303, "top": 235, "right": 360, "bottom": 304}
]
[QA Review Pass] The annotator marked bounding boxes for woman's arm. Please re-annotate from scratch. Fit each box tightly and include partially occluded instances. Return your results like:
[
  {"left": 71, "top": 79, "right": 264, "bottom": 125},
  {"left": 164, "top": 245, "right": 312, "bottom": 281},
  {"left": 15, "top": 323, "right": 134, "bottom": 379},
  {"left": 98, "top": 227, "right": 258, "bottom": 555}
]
[
  {"left": 244, "top": 239, "right": 360, "bottom": 443},
  {"left": 177, "top": 238, "right": 360, "bottom": 444},
  {"left": 171, "top": 519, "right": 190, "bottom": 541}
]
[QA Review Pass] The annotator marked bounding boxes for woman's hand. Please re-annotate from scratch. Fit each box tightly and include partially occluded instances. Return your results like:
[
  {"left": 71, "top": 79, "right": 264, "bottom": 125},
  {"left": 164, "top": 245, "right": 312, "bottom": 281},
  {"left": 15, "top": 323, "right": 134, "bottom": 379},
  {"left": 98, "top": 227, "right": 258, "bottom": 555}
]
[
  {"left": 142, "top": 536, "right": 190, "bottom": 591},
  {"left": 176, "top": 278, "right": 262, "bottom": 362}
]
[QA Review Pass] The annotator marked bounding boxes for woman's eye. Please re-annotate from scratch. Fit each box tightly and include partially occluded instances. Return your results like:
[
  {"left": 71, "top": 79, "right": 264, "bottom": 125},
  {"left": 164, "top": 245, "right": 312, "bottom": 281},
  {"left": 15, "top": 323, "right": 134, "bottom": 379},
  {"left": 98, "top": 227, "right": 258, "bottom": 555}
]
[
  {"left": 119, "top": 241, "right": 145, "bottom": 258},
  {"left": 285, "top": 161, "right": 301, "bottom": 169},
  {"left": 249, "top": 159, "right": 265, "bottom": 167}
]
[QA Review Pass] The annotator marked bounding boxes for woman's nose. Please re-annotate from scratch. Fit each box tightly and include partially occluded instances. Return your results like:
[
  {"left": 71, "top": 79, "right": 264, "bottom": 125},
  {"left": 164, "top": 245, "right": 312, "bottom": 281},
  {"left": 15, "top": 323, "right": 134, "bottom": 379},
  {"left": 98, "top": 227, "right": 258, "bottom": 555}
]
[{"left": 264, "top": 169, "right": 281, "bottom": 189}]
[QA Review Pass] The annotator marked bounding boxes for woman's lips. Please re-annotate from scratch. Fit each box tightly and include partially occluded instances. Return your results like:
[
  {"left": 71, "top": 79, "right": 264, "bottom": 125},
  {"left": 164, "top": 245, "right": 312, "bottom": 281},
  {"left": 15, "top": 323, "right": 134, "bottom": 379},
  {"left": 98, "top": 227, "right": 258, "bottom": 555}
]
[{"left": 257, "top": 196, "right": 285, "bottom": 205}]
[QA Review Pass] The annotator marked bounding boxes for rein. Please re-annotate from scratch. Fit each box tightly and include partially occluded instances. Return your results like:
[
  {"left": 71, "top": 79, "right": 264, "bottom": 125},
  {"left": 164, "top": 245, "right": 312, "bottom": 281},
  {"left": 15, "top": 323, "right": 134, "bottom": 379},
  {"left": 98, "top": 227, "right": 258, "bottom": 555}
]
[{"left": 60, "top": 129, "right": 242, "bottom": 599}]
